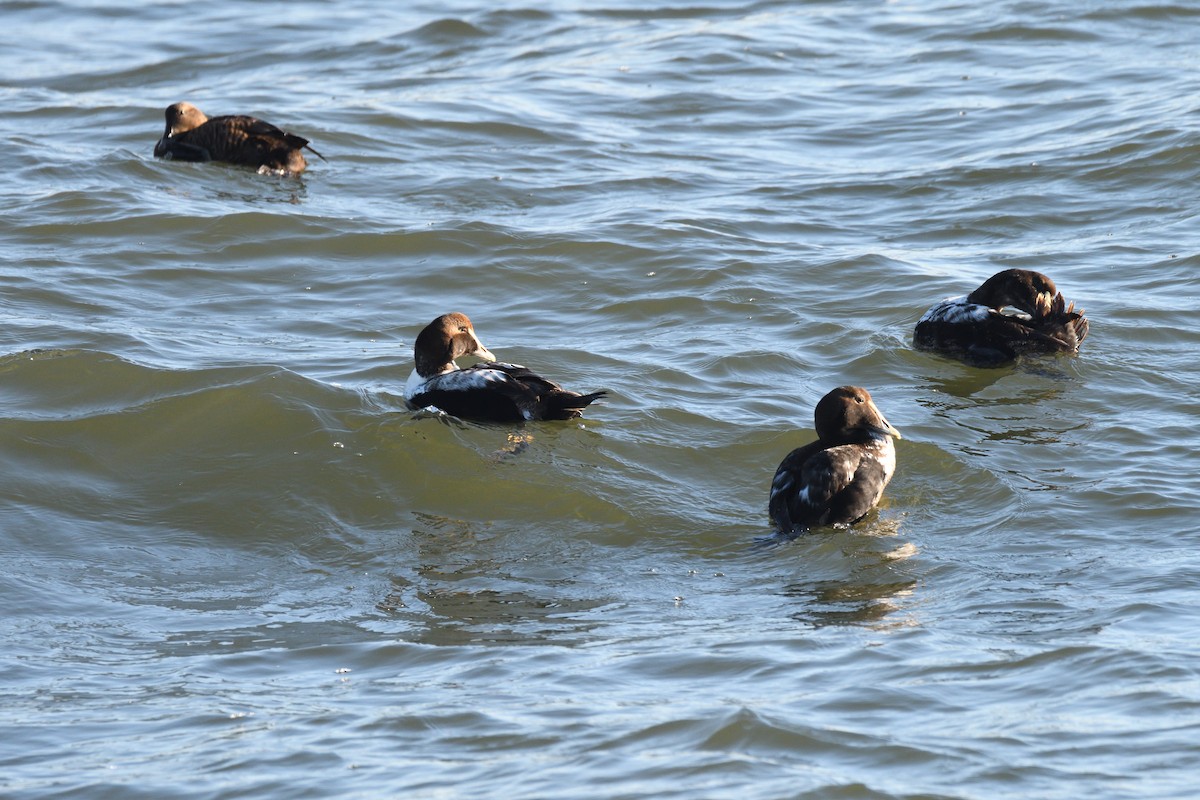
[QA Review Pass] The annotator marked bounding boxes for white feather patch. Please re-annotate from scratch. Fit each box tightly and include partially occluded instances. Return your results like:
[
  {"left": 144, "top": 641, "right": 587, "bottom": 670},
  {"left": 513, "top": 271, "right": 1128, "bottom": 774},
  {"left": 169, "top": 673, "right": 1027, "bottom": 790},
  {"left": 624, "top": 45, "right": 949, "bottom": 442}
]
[
  {"left": 872, "top": 439, "right": 897, "bottom": 480},
  {"left": 404, "top": 368, "right": 427, "bottom": 400},
  {"left": 408, "top": 368, "right": 513, "bottom": 401},
  {"left": 918, "top": 296, "right": 990, "bottom": 325}
]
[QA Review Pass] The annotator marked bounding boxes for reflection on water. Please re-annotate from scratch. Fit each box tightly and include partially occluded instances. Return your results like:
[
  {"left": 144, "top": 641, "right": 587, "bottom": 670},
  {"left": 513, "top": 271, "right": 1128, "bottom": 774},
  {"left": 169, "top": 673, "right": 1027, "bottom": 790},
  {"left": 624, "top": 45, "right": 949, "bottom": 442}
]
[
  {"left": 912, "top": 366, "right": 1092, "bottom": 499},
  {"left": 412, "top": 587, "right": 604, "bottom": 646},
  {"left": 4, "top": 0, "right": 1200, "bottom": 797},
  {"left": 766, "top": 516, "right": 922, "bottom": 628},
  {"left": 917, "top": 372, "right": 1069, "bottom": 407},
  {"left": 377, "top": 571, "right": 607, "bottom": 647},
  {"left": 785, "top": 578, "right": 919, "bottom": 628},
  {"left": 374, "top": 512, "right": 606, "bottom": 646}
]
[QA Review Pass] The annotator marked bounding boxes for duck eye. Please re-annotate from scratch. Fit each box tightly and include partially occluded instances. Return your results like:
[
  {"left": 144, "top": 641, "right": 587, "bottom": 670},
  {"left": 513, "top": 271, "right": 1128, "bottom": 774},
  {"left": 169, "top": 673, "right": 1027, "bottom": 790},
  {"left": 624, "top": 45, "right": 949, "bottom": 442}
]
[{"left": 856, "top": 396, "right": 864, "bottom": 403}]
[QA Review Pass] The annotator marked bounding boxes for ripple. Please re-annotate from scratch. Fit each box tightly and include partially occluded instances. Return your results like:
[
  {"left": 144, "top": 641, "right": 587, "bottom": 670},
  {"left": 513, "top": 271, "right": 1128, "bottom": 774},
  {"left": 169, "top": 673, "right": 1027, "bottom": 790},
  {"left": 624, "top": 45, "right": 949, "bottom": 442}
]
[{"left": 3, "top": 0, "right": 1200, "bottom": 798}]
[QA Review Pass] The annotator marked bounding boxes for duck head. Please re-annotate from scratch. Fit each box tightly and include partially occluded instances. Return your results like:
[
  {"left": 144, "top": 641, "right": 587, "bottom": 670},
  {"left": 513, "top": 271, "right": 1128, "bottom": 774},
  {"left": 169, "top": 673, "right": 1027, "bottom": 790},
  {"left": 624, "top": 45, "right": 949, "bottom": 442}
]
[
  {"left": 966, "top": 269, "right": 1057, "bottom": 314},
  {"left": 413, "top": 312, "right": 497, "bottom": 377},
  {"left": 813, "top": 386, "right": 901, "bottom": 445},
  {"left": 161, "top": 102, "right": 209, "bottom": 138}
]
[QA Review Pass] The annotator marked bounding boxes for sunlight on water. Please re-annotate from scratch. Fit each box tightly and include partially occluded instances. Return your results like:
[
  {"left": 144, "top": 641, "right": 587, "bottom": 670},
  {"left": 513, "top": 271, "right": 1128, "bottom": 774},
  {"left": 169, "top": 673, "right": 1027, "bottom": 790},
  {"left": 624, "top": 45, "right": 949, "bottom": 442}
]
[{"left": 2, "top": 1, "right": 1199, "bottom": 798}]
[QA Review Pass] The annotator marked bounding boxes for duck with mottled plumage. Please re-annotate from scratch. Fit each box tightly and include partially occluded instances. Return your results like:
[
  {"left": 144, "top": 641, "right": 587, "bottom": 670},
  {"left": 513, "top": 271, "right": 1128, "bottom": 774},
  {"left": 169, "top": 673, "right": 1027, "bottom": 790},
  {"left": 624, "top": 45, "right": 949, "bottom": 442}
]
[
  {"left": 404, "top": 313, "right": 607, "bottom": 423},
  {"left": 153, "top": 102, "right": 325, "bottom": 176},
  {"left": 914, "top": 269, "right": 1089, "bottom": 367},
  {"left": 769, "top": 386, "right": 901, "bottom": 537}
]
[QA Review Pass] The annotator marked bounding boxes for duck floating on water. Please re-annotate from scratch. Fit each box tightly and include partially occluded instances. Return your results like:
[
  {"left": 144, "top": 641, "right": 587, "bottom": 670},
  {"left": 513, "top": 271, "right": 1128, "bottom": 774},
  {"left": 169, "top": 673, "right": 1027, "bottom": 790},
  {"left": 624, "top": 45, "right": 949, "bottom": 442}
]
[
  {"left": 404, "top": 313, "right": 607, "bottom": 423},
  {"left": 769, "top": 386, "right": 900, "bottom": 537},
  {"left": 153, "top": 102, "right": 325, "bottom": 176},
  {"left": 914, "top": 269, "right": 1089, "bottom": 367}
]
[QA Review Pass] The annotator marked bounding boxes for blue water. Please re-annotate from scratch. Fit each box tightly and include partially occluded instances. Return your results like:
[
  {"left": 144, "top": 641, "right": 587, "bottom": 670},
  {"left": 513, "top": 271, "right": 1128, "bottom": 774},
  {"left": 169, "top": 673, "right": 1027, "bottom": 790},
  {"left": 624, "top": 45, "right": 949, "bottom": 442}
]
[{"left": 2, "top": 1, "right": 1199, "bottom": 798}]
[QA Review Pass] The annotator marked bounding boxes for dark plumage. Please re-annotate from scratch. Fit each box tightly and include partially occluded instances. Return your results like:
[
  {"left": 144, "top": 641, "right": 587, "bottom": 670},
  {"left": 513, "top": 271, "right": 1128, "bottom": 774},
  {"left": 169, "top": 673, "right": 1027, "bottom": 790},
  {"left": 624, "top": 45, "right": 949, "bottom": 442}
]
[
  {"left": 153, "top": 102, "right": 325, "bottom": 176},
  {"left": 914, "top": 269, "right": 1089, "bottom": 367},
  {"left": 404, "top": 313, "right": 607, "bottom": 423},
  {"left": 769, "top": 386, "right": 900, "bottom": 536}
]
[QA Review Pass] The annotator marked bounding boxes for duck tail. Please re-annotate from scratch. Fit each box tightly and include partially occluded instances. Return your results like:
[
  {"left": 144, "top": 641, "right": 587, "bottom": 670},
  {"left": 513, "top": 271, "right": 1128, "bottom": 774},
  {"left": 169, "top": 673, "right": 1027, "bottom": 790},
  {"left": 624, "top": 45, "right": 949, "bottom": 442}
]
[
  {"left": 1068, "top": 310, "right": 1089, "bottom": 347},
  {"left": 545, "top": 390, "right": 607, "bottom": 419},
  {"left": 1032, "top": 291, "right": 1088, "bottom": 350}
]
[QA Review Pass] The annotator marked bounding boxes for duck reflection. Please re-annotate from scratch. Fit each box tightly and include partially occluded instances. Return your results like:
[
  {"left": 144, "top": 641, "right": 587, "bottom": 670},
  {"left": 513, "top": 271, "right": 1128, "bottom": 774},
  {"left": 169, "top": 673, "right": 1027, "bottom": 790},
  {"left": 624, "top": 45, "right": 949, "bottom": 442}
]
[
  {"left": 376, "top": 513, "right": 604, "bottom": 646},
  {"left": 772, "top": 517, "right": 921, "bottom": 628},
  {"left": 783, "top": 578, "right": 918, "bottom": 627},
  {"left": 914, "top": 365, "right": 1088, "bottom": 495},
  {"left": 917, "top": 362, "right": 1077, "bottom": 401},
  {"left": 412, "top": 587, "right": 603, "bottom": 646}
]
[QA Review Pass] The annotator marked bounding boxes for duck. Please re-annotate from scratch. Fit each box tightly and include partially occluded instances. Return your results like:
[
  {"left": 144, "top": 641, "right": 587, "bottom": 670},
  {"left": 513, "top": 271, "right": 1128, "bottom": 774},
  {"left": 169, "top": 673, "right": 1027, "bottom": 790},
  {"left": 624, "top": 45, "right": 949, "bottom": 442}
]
[
  {"left": 768, "top": 386, "right": 900, "bottom": 537},
  {"left": 153, "top": 102, "right": 325, "bottom": 175},
  {"left": 914, "top": 269, "right": 1089, "bottom": 367},
  {"left": 404, "top": 313, "right": 607, "bottom": 423}
]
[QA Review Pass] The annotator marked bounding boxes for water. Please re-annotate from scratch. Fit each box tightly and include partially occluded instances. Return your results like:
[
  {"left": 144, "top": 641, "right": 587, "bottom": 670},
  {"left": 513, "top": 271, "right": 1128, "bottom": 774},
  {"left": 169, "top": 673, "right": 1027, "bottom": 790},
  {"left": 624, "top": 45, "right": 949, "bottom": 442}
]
[{"left": 2, "top": 1, "right": 1199, "bottom": 797}]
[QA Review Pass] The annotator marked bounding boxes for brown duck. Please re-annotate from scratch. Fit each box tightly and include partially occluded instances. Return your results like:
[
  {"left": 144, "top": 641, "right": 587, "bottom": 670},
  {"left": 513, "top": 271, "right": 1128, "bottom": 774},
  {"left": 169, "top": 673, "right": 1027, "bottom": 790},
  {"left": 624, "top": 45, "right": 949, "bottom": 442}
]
[
  {"left": 153, "top": 102, "right": 325, "bottom": 175},
  {"left": 914, "top": 269, "right": 1089, "bottom": 367}
]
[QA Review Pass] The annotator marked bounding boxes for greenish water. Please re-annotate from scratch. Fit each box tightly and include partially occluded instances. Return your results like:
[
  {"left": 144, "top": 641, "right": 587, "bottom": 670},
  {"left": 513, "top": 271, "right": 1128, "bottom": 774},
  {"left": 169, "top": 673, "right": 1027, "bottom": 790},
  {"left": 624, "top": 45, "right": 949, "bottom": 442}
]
[{"left": 2, "top": 1, "right": 1199, "bottom": 798}]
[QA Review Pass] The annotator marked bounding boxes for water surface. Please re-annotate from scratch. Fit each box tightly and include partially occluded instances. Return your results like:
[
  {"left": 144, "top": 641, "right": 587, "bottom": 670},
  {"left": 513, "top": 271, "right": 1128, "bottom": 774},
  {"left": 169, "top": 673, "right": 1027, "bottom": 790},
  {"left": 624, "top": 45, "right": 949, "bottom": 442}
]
[{"left": 2, "top": 1, "right": 1199, "bottom": 798}]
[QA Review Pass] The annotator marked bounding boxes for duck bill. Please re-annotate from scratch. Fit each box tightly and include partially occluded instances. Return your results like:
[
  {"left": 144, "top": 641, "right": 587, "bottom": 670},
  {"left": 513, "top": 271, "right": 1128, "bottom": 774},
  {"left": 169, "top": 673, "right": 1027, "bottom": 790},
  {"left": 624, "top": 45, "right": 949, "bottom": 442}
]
[
  {"left": 871, "top": 423, "right": 901, "bottom": 440},
  {"left": 869, "top": 412, "right": 901, "bottom": 440},
  {"left": 453, "top": 347, "right": 496, "bottom": 366},
  {"left": 465, "top": 331, "right": 496, "bottom": 363}
]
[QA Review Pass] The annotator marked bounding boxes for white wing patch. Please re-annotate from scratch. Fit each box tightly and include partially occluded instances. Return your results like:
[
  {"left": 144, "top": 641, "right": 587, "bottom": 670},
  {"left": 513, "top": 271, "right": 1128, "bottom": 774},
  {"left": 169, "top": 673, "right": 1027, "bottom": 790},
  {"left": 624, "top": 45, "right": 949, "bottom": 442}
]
[
  {"left": 433, "top": 368, "right": 512, "bottom": 391},
  {"left": 918, "top": 296, "right": 990, "bottom": 325},
  {"left": 406, "top": 365, "right": 522, "bottom": 403},
  {"left": 770, "top": 470, "right": 793, "bottom": 500}
]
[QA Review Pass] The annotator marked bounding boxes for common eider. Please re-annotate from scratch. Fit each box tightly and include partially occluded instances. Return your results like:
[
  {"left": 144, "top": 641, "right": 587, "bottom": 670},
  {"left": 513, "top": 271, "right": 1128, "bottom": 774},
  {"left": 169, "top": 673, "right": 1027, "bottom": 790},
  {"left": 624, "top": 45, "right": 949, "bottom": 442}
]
[
  {"left": 404, "top": 313, "right": 607, "bottom": 423},
  {"left": 153, "top": 102, "right": 324, "bottom": 176},
  {"left": 769, "top": 386, "right": 900, "bottom": 537},
  {"left": 914, "top": 269, "right": 1088, "bottom": 367}
]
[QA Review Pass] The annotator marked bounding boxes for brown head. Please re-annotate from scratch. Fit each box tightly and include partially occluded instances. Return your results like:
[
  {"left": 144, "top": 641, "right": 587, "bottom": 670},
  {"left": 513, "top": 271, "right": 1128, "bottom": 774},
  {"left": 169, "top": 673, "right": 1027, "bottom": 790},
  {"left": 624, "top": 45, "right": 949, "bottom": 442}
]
[
  {"left": 966, "top": 269, "right": 1058, "bottom": 313},
  {"left": 162, "top": 102, "right": 209, "bottom": 138},
  {"left": 413, "top": 313, "right": 498, "bottom": 377},
  {"left": 813, "top": 386, "right": 901, "bottom": 445}
]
